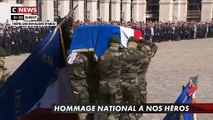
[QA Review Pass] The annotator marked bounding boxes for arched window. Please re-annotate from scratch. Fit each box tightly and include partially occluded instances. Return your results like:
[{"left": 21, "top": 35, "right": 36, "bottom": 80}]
[
  {"left": 146, "top": 0, "right": 159, "bottom": 22},
  {"left": 187, "top": 0, "right": 202, "bottom": 21}
]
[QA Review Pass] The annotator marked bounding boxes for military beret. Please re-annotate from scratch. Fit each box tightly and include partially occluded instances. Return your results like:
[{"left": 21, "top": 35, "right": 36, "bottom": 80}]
[
  {"left": 141, "top": 38, "right": 150, "bottom": 45},
  {"left": 110, "top": 35, "right": 120, "bottom": 43},
  {"left": 128, "top": 36, "right": 138, "bottom": 43},
  {"left": 0, "top": 47, "right": 6, "bottom": 57}
]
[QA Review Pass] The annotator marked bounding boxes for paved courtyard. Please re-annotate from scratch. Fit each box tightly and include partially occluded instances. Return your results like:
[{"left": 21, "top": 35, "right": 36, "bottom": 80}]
[{"left": 5, "top": 38, "right": 213, "bottom": 120}]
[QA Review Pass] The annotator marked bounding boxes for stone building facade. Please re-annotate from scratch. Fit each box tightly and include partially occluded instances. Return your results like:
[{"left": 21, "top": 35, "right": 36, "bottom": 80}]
[{"left": 0, "top": 0, "right": 213, "bottom": 22}]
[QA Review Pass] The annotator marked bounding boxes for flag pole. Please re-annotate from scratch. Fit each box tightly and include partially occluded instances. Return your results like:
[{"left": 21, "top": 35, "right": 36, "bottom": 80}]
[{"left": 192, "top": 92, "right": 197, "bottom": 120}]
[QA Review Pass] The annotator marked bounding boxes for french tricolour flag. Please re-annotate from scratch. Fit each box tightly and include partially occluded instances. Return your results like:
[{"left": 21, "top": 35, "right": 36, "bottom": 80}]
[{"left": 68, "top": 24, "right": 142, "bottom": 64}]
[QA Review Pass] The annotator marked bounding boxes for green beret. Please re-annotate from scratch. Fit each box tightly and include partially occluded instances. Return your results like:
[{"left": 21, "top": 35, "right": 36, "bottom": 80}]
[
  {"left": 141, "top": 39, "right": 150, "bottom": 45},
  {"left": 0, "top": 47, "right": 6, "bottom": 57},
  {"left": 110, "top": 35, "right": 120, "bottom": 43},
  {"left": 128, "top": 37, "right": 138, "bottom": 43}
]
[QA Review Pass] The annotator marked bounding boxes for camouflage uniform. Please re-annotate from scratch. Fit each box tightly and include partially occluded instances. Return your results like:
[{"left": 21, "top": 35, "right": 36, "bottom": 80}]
[
  {"left": 137, "top": 40, "right": 158, "bottom": 105},
  {"left": 67, "top": 53, "right": 89, "bottom": 120},
  {"left": 67, "top": 53, "right": 89, "bottom": 104},
  {"left": 0, "top": 47, "right": 10, "bottom": 85},
  {"left": 120, "top": 38, "right": 145, "bottom": 120},
  {"left": 96, "top": 36, "right": 124, "bottom": 120},
  {"left": 85, "top": 52, "right": 100, "bottom": 120}
]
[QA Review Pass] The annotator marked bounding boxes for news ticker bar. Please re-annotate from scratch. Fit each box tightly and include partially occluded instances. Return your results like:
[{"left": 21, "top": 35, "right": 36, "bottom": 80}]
[
  {"left": 52, "top": 104, "right": 213, "bottom": 113},
  {"left": 11, "top": 15, "right": 38, "bottom": 21},
  {"left": 11, "top": 22, "right": 57, "bottom": 27}
]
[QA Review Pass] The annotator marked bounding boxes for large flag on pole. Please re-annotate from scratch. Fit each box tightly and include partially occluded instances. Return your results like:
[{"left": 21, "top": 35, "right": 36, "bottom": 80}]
[
  {"left": 164, "top": 75, "right": 198, "bottom": 120},
  {"left": 0, "top": 25, "right": 78, "bottom": 120}
]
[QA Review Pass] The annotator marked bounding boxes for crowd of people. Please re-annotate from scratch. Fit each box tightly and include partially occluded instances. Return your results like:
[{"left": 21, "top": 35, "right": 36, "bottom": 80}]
[
  {"left": 0, "top": 26, "right": 51, "bottom": 56},
  {"left": 0, "top": 20, "right": 213, "bottom": 56},
  {"left": 72, "top": 20, "right": 213, "bottom": 42}
]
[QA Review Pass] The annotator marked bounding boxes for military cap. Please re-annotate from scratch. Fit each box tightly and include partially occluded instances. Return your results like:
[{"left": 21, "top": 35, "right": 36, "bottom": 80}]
[
  {"left": 0, "top": 47, "right": 6, "bottom": 57},
  {"left": 128, "top": 36, "right": 138, "bottom": 43},
  {"left": 110, "top": 35, "right": 120, "bottom": 43}
]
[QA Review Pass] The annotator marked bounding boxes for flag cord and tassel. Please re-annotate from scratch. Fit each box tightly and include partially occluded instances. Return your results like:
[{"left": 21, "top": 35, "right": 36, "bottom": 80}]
[{"left": 59, "top": 27, "right": 67, "bottom": 60}]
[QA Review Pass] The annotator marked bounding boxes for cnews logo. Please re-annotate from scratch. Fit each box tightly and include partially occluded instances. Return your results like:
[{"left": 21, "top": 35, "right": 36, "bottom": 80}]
[{"left": 11, "top": 7, "right": 38, "bottom": 14}]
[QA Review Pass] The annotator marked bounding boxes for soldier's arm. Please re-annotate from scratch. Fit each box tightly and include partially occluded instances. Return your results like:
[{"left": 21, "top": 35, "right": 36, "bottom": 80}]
[
  {"left": 141, "top": 39, "right": 158, "bottom": 58},
  {"left": 0, "top": 68, "right": 10, "bottom": 85},
  {"left": 2, "top": 68, "right": 10, "bottom": 81},
  {"left": 149, "top": 42, "right": 158, "bottom": 58}
]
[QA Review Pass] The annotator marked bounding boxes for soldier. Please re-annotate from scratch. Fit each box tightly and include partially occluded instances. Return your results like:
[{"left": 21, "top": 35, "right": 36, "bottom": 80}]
[
  {"left": 67, "top": 52, "right": 89, "bottom": 120},
  {"left": 120, "top": 37, "right": 144, "bottom": 120},
  {"left": 3, "top": 29, "right": 12, "bottom": 56},
  {"left": 97, "top": 35, "right": 124, "bottom": 120},
  {"left": 137, "top": 38, "right": 158, "bottom": 103},
  {"left": 85, "top": 51, "right": 100, "bottom": 120},
  {"left": 0, "top": 47, "right": 10, "bottom": 85}
]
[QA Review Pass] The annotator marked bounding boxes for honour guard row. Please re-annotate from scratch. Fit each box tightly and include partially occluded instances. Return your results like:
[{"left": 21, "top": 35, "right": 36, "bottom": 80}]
[{"left": 68, "top": 35, "right": 158, "bottom": 120}]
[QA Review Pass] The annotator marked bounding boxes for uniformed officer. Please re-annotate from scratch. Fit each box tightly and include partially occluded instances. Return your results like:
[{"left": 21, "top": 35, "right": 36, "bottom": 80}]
[{"left": 0, "top": 47, "right": 10, "bottom": 85}]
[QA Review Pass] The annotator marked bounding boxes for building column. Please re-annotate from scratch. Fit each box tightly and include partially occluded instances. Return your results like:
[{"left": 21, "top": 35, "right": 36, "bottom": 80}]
[
  {"left": 201, "top": 0, "right": 213, "bottom": 21},
  {"left": 111, "top": 0, "right": 120, "bottom": 21},
  {"left": 132, "top": 0, "right": 146, "bottom": 22},
  {"left": 159, "top": 0, "right": 173, "bottom": 22},
  {"left": 173, "top": 0, "right": 187, "bottom": 22},
  {"left": 87, "top": 0, "right": 98, "bottom": 22},
  {"left": 4, "top": 0, "right": 16, "bottom": 4},
  {"left": 73, "top": 0, "right": 84, "bottom": 21},
  {"left": 122, "top": 0, "right": 131, "bottom": 22},
  {"left": 23, "top": 0, "right": 36, "bottom": 6},
  {"left": 100, "top": 0, "right": 110, "bottom": 22},
  {"left": 59, "top": 1, "right": 70, "bottom": 18},
  {"left": 42, "top": 0, "right": 54, "bottom": 21}
]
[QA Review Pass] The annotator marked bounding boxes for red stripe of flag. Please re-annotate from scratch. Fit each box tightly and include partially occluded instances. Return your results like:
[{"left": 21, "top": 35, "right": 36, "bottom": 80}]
[
  {"left": 134, "top": 29, "right": 143, "bottom": 40},
  {"left": 190, "top": 103, "right": 213, "bottom": 113},
  {"left": 187, "top": 85, "right": 198, "bottom": 96}
]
